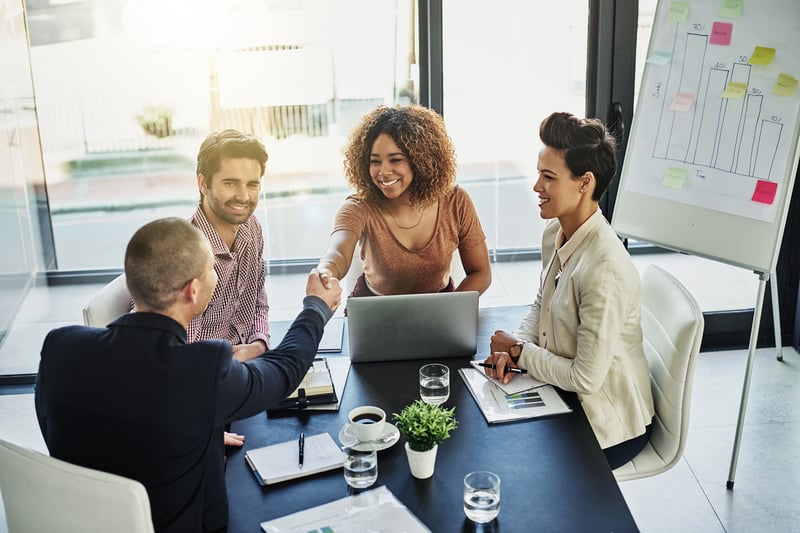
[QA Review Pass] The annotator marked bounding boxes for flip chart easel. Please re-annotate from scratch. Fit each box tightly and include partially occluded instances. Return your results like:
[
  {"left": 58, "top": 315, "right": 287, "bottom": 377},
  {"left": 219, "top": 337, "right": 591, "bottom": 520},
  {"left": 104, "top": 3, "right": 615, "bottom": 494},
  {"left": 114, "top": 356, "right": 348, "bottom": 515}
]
[{"left": 611, "top": 0, "right": 800, "bottom": 488}]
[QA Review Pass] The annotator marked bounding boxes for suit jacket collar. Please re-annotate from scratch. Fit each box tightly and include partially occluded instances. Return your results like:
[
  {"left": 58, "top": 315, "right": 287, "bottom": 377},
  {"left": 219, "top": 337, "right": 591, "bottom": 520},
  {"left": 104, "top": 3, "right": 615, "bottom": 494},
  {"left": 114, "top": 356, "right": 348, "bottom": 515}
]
[{"left": 110, "top": 312, "right": 188, "bottom": 343}]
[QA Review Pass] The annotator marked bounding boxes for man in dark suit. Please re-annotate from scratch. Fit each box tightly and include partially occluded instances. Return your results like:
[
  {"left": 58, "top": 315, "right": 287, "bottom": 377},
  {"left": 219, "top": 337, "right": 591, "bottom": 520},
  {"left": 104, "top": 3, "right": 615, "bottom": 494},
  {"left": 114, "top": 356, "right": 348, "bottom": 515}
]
[{"left": 35, "top": 217, "right": 341, "bottom": 533}]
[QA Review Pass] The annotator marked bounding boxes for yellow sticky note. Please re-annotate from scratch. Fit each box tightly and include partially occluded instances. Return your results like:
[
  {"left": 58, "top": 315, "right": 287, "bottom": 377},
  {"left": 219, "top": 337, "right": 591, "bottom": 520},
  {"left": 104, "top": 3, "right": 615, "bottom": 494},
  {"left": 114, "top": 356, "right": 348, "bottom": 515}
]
[
  {"left": 749, "top": 46, "right": 776, "bottom": 66},
  {"left": 668, "top": 1, "right": 690, "bottom": 22},
  {"left": 721, "top": 81, "right": 747, "bottom": 99},
  {"left": 719, "top": 0, "right": 743, "bottom": 18},
  {"left": 663, "top": 167, "right": 688, "bottom": 189},
  {"left": 772, "top": 73, "right": 799, "bottom": 96}
]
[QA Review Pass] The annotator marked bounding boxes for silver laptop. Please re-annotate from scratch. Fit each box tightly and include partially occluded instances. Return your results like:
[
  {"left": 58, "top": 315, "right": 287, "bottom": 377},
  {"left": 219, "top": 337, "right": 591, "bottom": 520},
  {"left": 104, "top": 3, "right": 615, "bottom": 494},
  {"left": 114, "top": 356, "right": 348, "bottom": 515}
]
[{"left": 346, "top": 291, "right": 479, "bottom": 362}]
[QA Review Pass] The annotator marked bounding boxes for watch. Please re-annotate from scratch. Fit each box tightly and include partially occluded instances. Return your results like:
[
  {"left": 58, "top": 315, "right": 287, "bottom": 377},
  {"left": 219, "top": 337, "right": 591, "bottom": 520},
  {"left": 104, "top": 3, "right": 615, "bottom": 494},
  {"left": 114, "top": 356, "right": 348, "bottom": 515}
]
[{"left": 508, "top": 341, "right": 525, "bottom": 362}]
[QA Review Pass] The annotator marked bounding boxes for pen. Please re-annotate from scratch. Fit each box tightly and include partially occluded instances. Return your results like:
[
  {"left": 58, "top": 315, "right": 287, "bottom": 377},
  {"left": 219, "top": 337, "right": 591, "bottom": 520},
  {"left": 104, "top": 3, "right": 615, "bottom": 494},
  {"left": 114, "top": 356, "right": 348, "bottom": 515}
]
[
  {"left": 477, "top": 362, "right": 527, "bottom": 374},
  {"left": 298, "top": 432, "right": 304, "bottom": 468}
]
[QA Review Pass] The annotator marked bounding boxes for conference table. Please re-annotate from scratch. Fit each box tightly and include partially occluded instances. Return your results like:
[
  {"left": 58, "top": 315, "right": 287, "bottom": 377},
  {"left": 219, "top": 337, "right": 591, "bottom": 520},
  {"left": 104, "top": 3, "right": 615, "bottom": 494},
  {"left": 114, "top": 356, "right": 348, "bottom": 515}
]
[{"left": 226, "top": 306, "right": 639, "bottom": 532}]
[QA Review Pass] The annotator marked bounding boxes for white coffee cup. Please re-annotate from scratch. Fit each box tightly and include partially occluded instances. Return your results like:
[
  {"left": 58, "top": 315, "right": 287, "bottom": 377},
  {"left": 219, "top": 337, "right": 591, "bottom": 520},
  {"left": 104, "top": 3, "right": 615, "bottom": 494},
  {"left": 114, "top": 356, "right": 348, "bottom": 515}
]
[{"left": 347, "top": 406, "right": 386, "bottom": 442}]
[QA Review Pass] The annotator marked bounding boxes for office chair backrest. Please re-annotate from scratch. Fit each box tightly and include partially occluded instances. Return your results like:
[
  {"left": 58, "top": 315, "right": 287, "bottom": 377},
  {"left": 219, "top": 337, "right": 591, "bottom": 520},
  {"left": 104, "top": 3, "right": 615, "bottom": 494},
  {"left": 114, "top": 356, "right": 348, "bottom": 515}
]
[
  {"left": 614, "top": 264, "right": 704, "bottom": 481},
  {"left": 82, "top": 273, "right": 131, "bottom": 327},
  {"left": 0, "top": 438, "right": 154, "bottom": 533}
]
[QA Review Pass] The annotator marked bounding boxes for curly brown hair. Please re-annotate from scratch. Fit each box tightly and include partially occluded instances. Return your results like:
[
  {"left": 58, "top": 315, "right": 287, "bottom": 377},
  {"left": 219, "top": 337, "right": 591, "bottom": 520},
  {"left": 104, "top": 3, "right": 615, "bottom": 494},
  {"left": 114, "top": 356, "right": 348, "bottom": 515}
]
[{"left": 344, "top": 105, "right": 456, "bottom": 207}]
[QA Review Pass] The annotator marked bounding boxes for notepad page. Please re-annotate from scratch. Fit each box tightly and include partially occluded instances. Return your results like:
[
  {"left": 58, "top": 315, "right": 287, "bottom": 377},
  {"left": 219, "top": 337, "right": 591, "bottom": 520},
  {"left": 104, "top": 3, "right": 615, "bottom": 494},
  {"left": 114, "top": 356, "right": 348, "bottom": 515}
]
[{"left": 245, "top": 432, "right": 343, "bottom": 485}]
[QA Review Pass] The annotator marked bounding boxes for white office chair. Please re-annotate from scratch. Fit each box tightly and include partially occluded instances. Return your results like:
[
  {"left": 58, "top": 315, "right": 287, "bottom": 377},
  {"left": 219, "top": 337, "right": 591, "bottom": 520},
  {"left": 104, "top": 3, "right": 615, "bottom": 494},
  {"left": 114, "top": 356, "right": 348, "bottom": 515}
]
[
  {"left": 614, "top": 265, "right": 704, "bottom": 481},
  {"left": 0, "top": 438, "right": 154, "bottom": 533},
  {"left": 82, "top": 273, "right": 132, "bottom": 326}
]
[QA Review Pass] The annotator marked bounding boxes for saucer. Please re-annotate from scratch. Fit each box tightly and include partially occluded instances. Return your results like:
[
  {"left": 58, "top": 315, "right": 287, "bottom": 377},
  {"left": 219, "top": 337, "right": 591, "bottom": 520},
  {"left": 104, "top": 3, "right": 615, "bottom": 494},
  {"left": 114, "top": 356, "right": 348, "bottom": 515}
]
[{"left": 339, "top": 422, "right": 400, "bottom": 451}]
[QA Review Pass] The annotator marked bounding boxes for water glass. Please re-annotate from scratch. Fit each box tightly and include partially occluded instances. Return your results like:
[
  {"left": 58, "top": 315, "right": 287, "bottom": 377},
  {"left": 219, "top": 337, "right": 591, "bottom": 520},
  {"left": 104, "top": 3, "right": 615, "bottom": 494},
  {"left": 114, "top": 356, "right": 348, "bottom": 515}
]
[
  {"left": 419, "top": 363, "right": 450, "bottom": 405},
  {"left": 463, "top": 471, "right": 501, "bottom": 523},
  {"left": 342, "top": 441, "right": 378, "bottom": 489}
]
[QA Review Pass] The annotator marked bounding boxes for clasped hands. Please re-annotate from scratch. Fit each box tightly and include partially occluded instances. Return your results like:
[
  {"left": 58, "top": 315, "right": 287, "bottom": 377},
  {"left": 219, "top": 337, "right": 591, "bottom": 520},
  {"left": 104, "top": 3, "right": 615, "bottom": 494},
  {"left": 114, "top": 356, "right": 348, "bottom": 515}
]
[{"left": 485, "top": 329, "right": 524, "bottom": 384}]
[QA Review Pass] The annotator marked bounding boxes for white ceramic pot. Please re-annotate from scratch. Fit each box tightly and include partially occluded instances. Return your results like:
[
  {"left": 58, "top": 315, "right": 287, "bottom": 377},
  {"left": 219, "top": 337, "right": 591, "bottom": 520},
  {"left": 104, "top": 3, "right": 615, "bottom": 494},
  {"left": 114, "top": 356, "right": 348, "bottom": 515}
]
[{"left": 404, "top": 442, "right": 438, "bottom": 479}]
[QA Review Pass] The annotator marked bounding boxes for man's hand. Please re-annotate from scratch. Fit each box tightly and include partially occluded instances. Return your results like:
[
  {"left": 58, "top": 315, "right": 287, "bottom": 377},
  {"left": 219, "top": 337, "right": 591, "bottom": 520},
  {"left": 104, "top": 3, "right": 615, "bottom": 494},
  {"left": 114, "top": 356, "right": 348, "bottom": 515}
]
[
  {"left": 232, "top": 340, "right": 267, "bottom": 362},
  {"left": 224, "top": 431, "right": 245, "bottom": 447},
  {"left": 307, "top": 269, "right": 342, "bottom": 312}
]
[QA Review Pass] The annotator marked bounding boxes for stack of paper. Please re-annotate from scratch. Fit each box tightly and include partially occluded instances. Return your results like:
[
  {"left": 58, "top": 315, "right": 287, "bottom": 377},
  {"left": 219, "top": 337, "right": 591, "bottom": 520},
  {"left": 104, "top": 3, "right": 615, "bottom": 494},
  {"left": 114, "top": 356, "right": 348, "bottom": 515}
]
[
  {"left": 260, "top": 485, "right": 430, "bottom": 532},
  {"left": 459, "top": 364, "right": 572, "bottom": 424}
]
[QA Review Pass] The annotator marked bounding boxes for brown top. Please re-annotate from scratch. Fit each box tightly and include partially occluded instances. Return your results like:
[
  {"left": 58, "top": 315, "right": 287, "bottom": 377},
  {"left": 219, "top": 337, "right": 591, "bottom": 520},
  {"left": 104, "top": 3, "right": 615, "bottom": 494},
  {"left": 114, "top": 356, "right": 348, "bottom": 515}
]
[{"left": 332, "top": 185, "right": 486, "bottom": 295}]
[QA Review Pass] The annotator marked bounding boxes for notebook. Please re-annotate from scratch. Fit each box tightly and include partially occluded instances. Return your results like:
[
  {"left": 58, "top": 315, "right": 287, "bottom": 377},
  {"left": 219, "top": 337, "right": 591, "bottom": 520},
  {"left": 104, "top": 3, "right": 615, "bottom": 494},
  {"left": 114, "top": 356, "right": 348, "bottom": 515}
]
[
  {"left": 346, "top": 291, "right": 479, "bottom": 362},
  {"left": 269, "top": 317, "right": 345, "bottom": 353},
  {"left": 271, "top": 357, "right": 337, "bottom": 410},
  {"left": 245, "top": 432, "right": 343, "bottom": 486}
]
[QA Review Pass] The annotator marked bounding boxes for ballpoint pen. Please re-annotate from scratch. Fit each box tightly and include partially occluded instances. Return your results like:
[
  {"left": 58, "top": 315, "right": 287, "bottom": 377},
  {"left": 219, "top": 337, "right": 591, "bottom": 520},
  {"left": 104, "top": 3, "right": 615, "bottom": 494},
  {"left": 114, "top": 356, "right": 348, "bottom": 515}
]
[
  {"left": 476, "top": 362, "right": 528, "bottom": 374},
  {"left": 298, "top": 432, "right": 304, "bottom": 468}
]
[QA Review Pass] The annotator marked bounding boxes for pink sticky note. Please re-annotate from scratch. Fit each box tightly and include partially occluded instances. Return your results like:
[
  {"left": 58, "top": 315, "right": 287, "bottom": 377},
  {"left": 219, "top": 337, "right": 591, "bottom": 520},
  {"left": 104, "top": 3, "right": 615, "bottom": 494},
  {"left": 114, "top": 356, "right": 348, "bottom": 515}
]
[
  {"left": 710, "top": 21, "right": 733, "bottom": 45},
  {"left": 751, "top": 180, "right": 778, "bottom": 205},
  {"left": 669, "top": 92, "right": 696, "bottom": 112}
]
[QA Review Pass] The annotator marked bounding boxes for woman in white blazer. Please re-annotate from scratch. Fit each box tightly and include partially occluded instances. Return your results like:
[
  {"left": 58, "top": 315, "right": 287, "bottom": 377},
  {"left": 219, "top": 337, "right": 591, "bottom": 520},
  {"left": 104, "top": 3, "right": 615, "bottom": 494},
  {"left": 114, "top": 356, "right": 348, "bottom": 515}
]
[{"left": 485, "top": 112, "right": 654, "bottom": 469}]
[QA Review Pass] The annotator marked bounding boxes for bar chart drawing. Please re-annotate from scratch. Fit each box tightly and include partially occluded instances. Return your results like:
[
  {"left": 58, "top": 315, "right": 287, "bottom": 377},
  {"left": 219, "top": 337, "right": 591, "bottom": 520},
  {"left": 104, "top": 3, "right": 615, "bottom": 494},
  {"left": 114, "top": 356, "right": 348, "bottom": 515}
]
[{"left": 651, "top": 28, "right": 782, "bottom": 181}]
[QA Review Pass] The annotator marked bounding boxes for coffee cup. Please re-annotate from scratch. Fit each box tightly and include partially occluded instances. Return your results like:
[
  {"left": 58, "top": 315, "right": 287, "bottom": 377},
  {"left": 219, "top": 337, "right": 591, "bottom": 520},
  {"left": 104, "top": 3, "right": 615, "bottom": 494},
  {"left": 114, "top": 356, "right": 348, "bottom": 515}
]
[{"left": 347, "top": 406, "right": 386, "bottom": 442}]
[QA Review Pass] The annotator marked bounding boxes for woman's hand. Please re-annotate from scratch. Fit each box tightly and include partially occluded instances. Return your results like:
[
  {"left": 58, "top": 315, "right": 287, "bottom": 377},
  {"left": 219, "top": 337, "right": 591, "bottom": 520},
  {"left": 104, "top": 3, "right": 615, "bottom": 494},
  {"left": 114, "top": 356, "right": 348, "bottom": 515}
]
[
  {"left": 316, "top": 266, "right": 337, "bottom": 289},
  {"left": 482, "top": 351, "right": 520, "bottom": 384},
  {"left": 490, "top": 329, "right": 520, "bottom": 354}
]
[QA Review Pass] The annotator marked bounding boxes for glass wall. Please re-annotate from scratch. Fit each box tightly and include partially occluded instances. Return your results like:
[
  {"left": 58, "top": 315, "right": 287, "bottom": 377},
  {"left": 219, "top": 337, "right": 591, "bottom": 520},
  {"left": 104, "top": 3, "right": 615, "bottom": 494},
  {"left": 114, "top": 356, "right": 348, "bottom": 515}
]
[
  {"left": 442, "top": 0, "right": 588, "bottom": 256},
  {"left": 0, "top": 0, "right": 50, "bottom": 354},
  {"left": 29, "top": 0, "right": 416, "bottom": 270}
]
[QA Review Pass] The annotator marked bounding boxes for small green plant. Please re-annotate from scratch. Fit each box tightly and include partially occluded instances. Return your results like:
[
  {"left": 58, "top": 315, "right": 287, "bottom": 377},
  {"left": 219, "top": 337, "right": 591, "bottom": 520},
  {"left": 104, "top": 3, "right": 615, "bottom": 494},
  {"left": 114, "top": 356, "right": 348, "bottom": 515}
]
[
  {"left": 136, "top": 105, "right": 173, "bottom": 138},
  {"left": 393, "top": 400, "right": 457, "bottom": 452}
]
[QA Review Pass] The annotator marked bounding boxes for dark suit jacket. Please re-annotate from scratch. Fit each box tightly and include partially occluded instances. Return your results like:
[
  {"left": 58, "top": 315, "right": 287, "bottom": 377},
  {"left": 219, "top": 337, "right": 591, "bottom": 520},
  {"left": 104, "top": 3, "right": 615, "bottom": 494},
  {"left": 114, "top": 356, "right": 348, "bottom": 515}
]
[{"left": 35, "top": 296, "right": 331, "bottom": 533}]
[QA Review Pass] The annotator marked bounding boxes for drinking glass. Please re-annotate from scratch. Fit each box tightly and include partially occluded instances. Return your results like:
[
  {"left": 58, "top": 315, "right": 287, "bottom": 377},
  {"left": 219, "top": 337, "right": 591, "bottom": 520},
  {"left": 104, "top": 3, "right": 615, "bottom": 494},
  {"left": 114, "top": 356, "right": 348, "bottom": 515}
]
[
  {"left": 419, "top": 363, "right": 450, "bottom": 405},
  {"left": 342, "top": 441, "right": 378, "bottom": 489},
  {"left": 463, "top": 471, "right": 501, "bottom": 523}
]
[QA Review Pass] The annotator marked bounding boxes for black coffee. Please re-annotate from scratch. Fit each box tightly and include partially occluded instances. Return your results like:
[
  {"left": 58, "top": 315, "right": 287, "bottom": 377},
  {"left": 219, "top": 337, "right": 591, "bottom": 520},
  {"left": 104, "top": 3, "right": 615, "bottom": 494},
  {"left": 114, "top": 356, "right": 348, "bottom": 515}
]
[{"left": 352, "top": 413, "right": 382, "bottom": 424}]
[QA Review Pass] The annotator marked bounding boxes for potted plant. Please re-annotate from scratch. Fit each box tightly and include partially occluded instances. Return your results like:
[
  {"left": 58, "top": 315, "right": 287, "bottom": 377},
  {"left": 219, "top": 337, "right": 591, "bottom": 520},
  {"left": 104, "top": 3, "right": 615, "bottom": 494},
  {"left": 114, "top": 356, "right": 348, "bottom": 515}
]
[
  {"left": 136, "top": 105, "right": 173, "bottom": 138},
  {"left": 392, "top": 400, "right": 457, "bottom": 479}
]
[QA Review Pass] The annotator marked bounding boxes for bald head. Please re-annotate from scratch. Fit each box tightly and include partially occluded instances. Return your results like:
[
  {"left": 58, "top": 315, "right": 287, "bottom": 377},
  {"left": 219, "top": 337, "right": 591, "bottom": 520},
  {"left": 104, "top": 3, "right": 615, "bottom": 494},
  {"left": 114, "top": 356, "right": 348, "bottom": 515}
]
[{"left": 125, "top": 217, "right": 213, "bottom": 312}]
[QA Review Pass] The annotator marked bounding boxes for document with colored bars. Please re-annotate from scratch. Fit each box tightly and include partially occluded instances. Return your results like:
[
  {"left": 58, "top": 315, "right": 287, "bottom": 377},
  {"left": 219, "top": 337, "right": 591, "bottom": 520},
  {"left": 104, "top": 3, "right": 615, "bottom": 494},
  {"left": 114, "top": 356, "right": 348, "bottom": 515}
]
[{"left": 459, "top": 362, "right": 572, "bottom": 424}]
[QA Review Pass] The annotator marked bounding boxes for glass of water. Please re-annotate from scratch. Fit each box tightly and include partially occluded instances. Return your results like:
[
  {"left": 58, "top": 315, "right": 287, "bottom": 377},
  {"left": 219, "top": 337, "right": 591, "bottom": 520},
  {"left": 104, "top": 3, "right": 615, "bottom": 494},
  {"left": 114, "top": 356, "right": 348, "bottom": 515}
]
[
  {"left": 419, "top": 363, "right": 450, "bottom": 405},
  {"left": 463, "top": 471, "right": 501, "bottom": 523},
  {"left": 342, "top": 440, "right": 378, "bottom": 489}
]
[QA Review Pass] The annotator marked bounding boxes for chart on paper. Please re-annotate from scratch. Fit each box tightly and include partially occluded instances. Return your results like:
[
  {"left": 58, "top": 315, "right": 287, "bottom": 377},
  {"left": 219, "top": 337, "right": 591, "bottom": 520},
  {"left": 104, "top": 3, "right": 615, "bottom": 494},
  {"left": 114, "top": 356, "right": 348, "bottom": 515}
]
[{"left": 623, "top": 0, "right": 800, "bottom": 224}]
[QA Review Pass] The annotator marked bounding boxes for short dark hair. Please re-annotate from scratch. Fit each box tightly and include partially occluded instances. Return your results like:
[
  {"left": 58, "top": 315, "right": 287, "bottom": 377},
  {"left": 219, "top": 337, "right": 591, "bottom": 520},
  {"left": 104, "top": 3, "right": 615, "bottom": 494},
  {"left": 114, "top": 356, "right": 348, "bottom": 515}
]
[
  {"left": 344, "top": 105, "right": 456, "bottom": 207},
  {"left": 125, "top": 218, "right": 211, "bottom": 311},
  {"left": 539, "top": 112, "right": 617, "bottom": 200},
  {"left": 196, "top": 129, "right": 268, "bottom": 200}
]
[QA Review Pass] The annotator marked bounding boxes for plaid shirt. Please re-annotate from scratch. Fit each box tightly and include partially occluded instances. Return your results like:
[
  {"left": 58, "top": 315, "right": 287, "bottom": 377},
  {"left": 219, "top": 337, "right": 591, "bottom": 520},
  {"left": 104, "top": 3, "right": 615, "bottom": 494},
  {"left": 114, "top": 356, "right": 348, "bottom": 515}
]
[{"left": 187, "top": 207, "right": 270, "bottom": 347}]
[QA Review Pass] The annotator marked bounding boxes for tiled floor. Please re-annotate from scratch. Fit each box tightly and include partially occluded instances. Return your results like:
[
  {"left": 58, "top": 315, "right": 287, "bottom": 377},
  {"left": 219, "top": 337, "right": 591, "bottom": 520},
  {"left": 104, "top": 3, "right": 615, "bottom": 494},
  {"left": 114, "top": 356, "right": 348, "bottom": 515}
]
[{"left": 2, "top": 254, "right": 798, "bottom": 532}]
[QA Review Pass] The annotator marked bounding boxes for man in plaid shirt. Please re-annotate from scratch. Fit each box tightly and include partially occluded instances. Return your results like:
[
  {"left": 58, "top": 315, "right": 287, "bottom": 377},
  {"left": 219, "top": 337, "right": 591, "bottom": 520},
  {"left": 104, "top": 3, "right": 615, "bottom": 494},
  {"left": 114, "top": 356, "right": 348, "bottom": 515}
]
[{"left": 188, "top": 130, "right": 273, "bottom": 447}]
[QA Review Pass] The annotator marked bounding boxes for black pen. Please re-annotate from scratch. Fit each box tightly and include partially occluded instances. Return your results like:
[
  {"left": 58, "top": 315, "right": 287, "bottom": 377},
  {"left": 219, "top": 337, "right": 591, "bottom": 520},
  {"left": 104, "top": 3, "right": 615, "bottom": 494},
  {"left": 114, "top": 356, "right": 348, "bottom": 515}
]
[
  {"left": 477, "top": 362, "right": 528, "bottom": 374},
  {"left": 298, "top": 432, "right": 304, "bottom": 468}
]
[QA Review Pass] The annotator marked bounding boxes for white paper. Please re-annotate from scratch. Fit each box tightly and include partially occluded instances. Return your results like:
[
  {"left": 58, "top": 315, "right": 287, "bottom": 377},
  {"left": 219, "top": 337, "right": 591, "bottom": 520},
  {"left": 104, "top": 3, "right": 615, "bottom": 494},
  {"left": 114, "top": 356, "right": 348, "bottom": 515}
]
[
  {"left": 468, "top": 360, "right": 546, "bottom": 395},
  {"left": 459, "top": 368, "right": 572, "bottom": 424},
  {"left": 260, "top": 485, "right": 430, "bottom": 533}
]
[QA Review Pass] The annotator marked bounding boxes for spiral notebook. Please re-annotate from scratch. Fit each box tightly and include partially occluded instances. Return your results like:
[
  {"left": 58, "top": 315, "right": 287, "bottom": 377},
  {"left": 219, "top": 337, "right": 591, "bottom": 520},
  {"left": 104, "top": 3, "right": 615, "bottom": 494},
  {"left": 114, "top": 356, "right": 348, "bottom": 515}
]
[{"left": 245, "top": 432, "right": 343, "bottom": 486}]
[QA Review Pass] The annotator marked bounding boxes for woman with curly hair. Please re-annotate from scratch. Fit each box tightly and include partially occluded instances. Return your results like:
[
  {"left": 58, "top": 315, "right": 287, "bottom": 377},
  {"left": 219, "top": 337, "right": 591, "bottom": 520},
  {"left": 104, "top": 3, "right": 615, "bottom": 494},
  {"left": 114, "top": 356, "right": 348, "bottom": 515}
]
[{"left": 316, "top": 104, "right": 491, "bottom": 297}]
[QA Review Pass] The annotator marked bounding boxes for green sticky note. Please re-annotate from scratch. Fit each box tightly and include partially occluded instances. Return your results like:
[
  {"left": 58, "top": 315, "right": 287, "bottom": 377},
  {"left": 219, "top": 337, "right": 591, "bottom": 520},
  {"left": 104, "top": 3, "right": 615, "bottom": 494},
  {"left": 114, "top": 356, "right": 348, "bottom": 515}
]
[
  {"left": 772, "top": 73, "right": 799, "bottom": 96},
  {"left": 749, "top": 46, "right": 776, "bottom": 66},
  {"left": 668, "top": 1, "right": 690, "bottom": 22},
  {"left": 663, "top": 167, "right": 688, "bottom": 189},
  {"left": 646, "top": 51, "right": 672, "bottom": 65},
  {"left": 719, "top": 0, "right": 743, "bottom": 18},
  {"left": 721, "top": 81, "right": 748, "bottom": 99}
]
